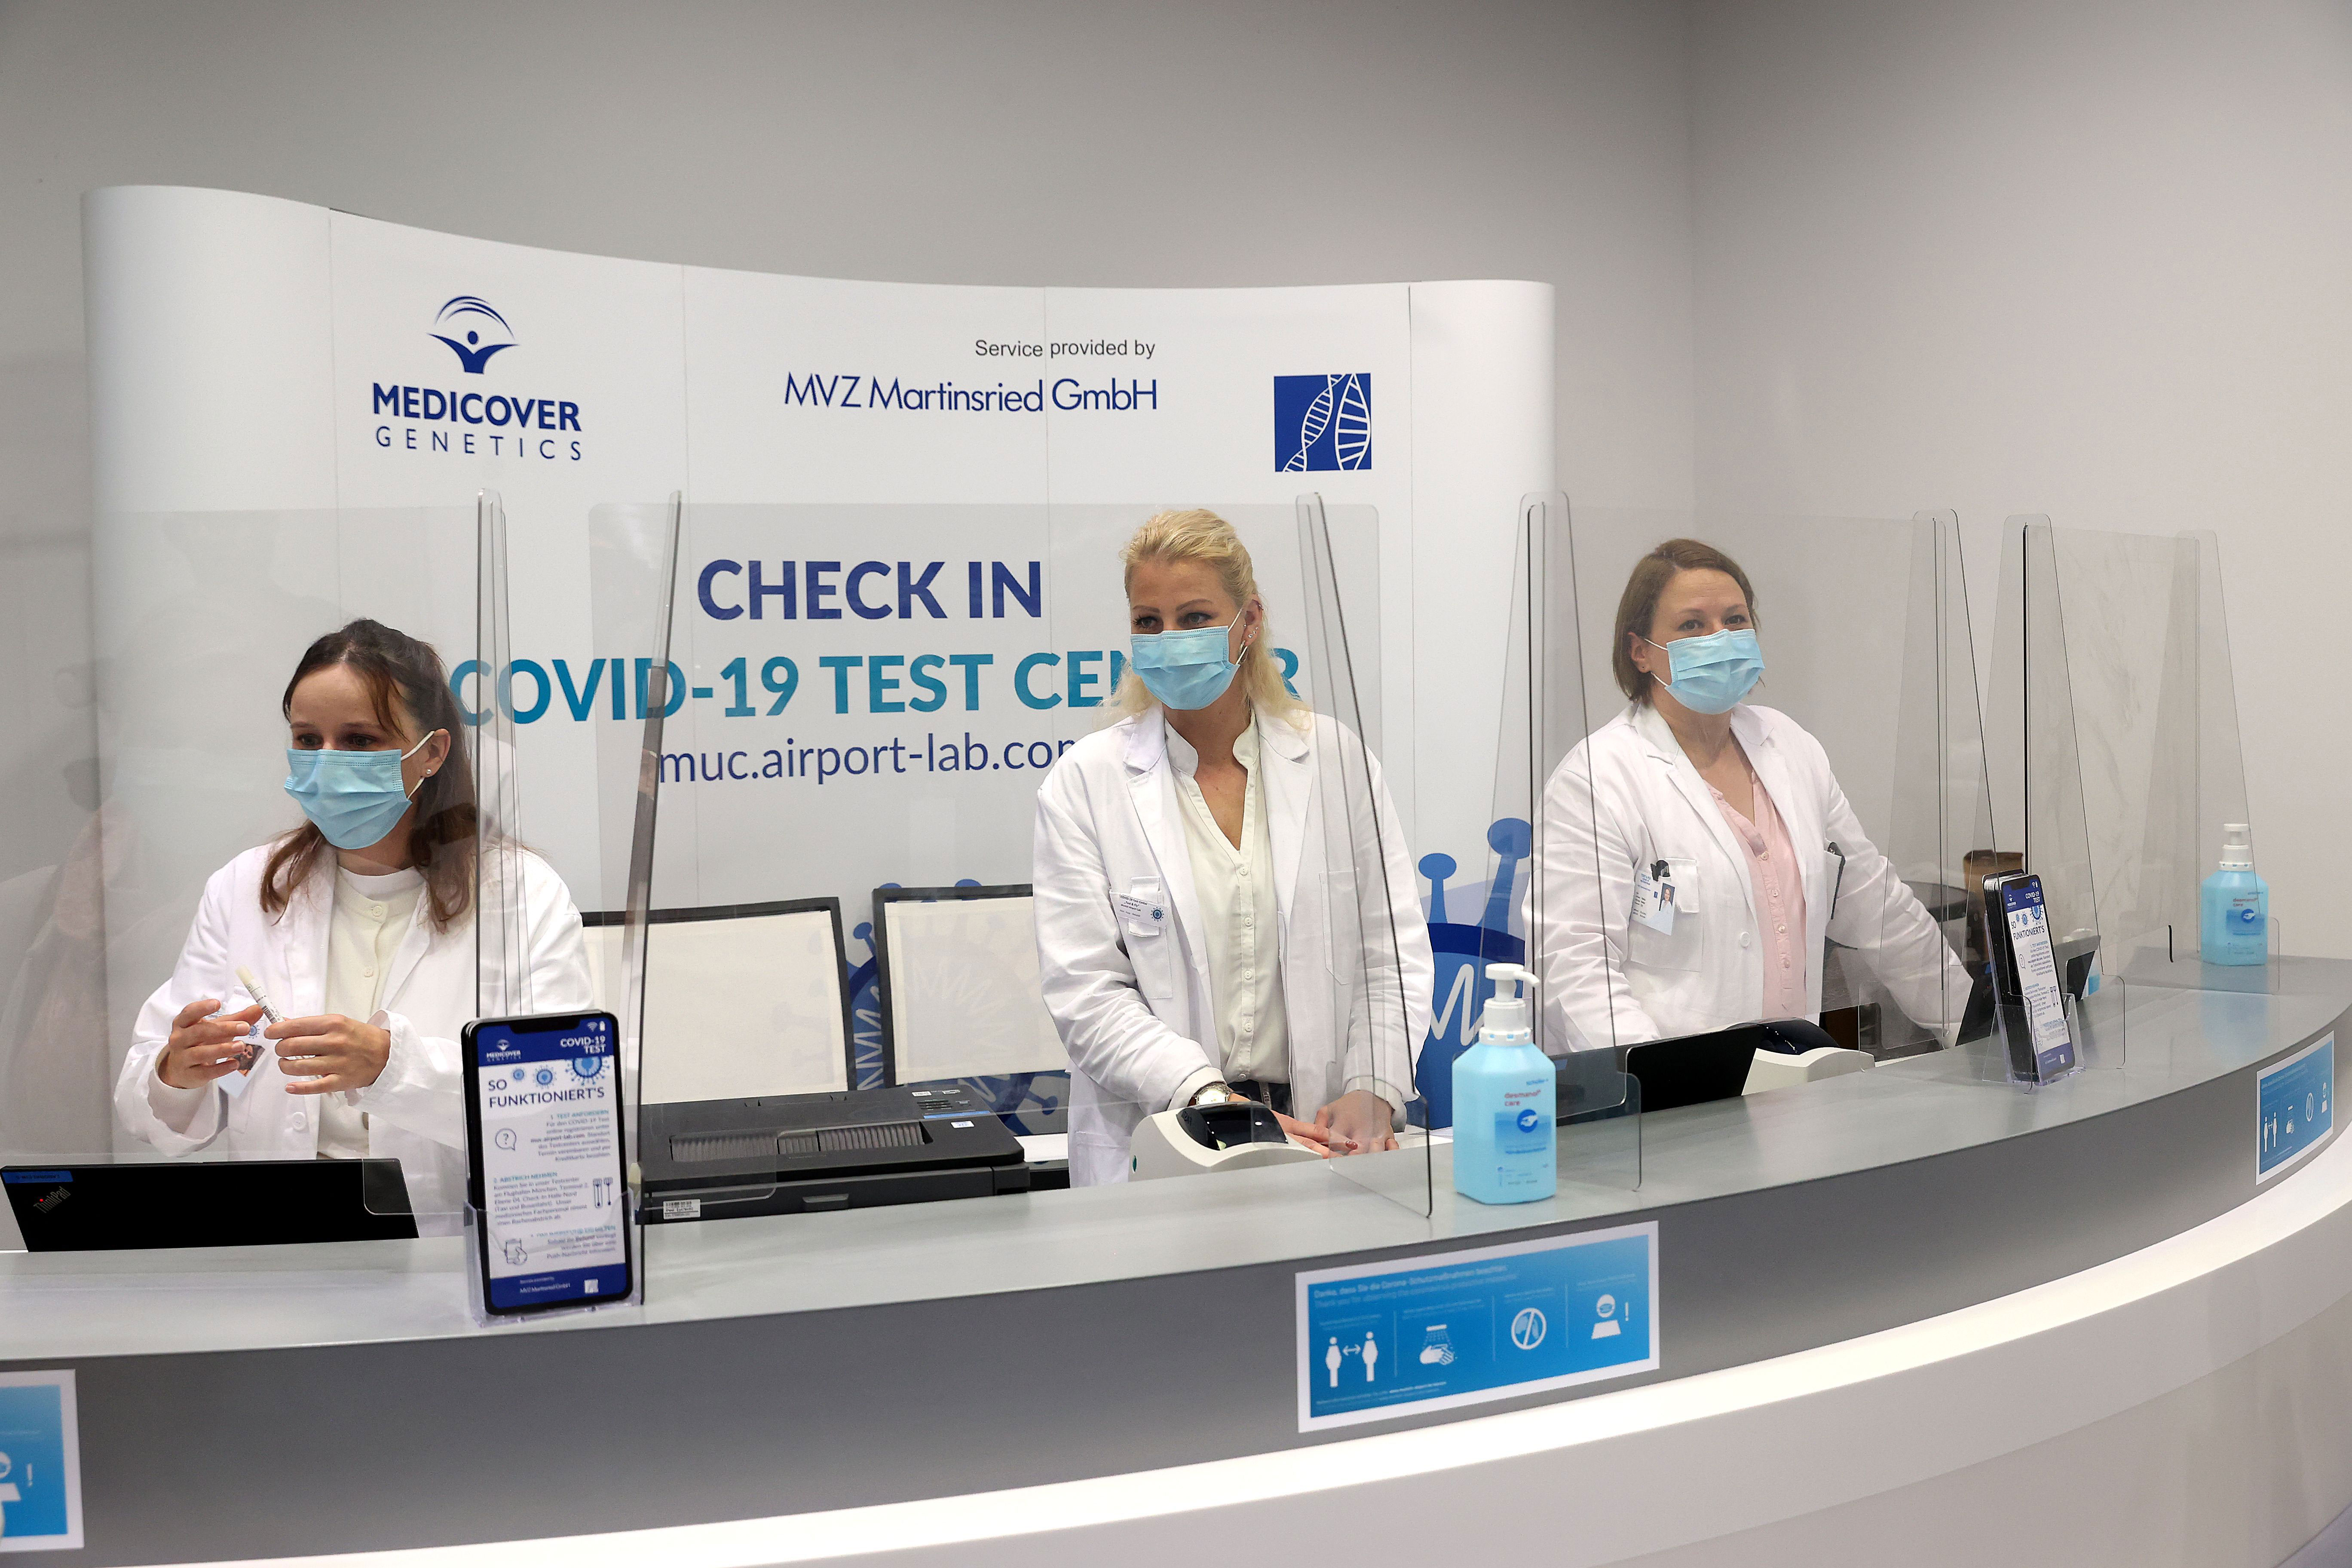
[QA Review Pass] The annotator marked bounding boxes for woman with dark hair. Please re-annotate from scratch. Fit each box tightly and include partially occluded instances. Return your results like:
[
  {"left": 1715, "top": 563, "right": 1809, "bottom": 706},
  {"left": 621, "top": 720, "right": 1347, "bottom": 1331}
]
[
  {"left": 114, "top": 619, "right": 591, "bottom": 1228},
  {"left": 1532, "top": 541, "right": 1969, "bottom": 1056}
]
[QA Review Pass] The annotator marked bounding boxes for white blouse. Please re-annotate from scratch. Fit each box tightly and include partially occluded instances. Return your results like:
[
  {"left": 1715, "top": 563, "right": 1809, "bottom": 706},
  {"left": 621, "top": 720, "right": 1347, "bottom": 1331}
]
[
  {"left": 314, "top": 866, "right": 425, "bottom": 1158},
  {"left": 1164, "top": 718, "right": 1291, "bottom": 1090}
]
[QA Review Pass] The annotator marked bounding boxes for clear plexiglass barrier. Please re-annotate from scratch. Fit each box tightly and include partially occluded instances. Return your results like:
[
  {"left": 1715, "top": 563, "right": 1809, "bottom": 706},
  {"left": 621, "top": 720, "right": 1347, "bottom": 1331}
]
[
  {"left": 12, "top": 490, "right": 2230, "bottom": 1280},
  {"left": 1481, "top": 493, "right": 1641, "bottom": 1193},
  {"left": 583, "top": 493, "right": 1436, "bottom": 1294},
  {"left": 1994, "top": 521, "right": 2270, "bottom": 1009},
  {"left": 0, "top": 498, "right": 518, "bottom": 1242},
  {"left": 1293, "top": 496, "right": 1433, "bottom": 1215},
  {"left": 1513, "top": 499, "right": 2052, "bottom": 1101}
]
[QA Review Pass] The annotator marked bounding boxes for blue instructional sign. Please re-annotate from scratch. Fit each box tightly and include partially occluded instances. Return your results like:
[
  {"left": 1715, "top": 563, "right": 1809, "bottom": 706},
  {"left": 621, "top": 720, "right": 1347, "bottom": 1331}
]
[
  {"left": 0, "top": 1371, "right": 82, "bottom": 1553},
  {"left": 1295, "top": 1223, "right": 1659, "bottom": 1431},
  {"left": 471, "top": 1017, "right": 630, "bottom": 1312},
  {"left": 2257, "top": 1033, "right": 2334, "bottom": 1184}
]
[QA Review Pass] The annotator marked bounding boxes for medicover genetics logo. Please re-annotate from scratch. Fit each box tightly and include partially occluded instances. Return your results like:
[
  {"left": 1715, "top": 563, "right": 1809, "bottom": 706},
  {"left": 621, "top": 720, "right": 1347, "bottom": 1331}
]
[
  {"left": 1274, "top": 373, "right": 1372, "bottom": 472},
  {"left": 371, "top": 292, "right": 585, "bottom": 463},
  {"left": 430, "top": 295, "right": 517, "bottom": 373}
]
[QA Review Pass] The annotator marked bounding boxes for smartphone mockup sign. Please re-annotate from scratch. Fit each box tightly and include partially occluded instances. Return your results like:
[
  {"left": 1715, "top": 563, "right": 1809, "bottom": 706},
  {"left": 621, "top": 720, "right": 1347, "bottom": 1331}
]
[{"left": 466, "top": 1013, "right": 632, "bottom": 1314}]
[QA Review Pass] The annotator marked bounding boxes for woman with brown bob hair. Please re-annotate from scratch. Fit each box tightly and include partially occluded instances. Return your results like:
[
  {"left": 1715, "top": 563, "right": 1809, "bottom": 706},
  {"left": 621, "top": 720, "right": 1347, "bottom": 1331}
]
[
  {"left": 114, "top": 619, "right": 592, "bottom": 1229},
  {"left": 1531, "top": 540, "right": 1970, "bottom": 1056}
]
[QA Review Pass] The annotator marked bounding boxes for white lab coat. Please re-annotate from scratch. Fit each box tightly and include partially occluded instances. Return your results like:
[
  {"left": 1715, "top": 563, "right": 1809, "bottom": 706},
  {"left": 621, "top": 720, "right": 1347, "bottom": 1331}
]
[
  {"left": 1033, "top": 709, "right": 1435, "bottom": 1186},
  {"left": 1533, "top": 701, "right": 1970, "bottom": 1052},
  {"left": 115, "top": 841, "right": 593, "bottom": 1232}
]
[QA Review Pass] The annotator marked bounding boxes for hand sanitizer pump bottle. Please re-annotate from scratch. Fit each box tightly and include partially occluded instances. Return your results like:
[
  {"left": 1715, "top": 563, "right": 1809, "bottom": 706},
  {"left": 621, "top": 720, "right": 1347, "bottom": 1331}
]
[
  {"left": 2200, "top": 823, "right": 2269, "bottom": 966},
  {"left": 1452, "top": 963, "right": 1556, "bottom": 1205}
]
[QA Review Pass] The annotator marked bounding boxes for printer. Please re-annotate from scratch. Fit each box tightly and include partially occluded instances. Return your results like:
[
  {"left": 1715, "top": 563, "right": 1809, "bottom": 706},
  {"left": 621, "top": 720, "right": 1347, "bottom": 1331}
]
[{"left": 641, "top": 1085, "right": 1029, "bottom": 1223}]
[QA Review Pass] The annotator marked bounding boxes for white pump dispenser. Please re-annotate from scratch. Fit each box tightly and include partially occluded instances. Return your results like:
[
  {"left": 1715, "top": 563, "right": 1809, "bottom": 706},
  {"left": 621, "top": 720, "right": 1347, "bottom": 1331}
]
[{"left": 1478, "top": 963, "right": 1534, "bottom": 1044}]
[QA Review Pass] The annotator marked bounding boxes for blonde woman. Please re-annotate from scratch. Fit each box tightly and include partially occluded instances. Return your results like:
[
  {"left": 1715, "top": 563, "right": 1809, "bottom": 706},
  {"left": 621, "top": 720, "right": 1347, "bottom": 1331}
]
[{"left": 1031, "top": 510, "right": 1433, "bottom": 1186}]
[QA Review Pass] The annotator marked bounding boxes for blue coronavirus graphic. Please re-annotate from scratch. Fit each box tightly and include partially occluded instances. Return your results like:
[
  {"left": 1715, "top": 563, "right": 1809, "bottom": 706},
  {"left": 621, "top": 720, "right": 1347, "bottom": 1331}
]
[{"left": 1418, "top": 819, "right": 1532, "bottom": 1128}]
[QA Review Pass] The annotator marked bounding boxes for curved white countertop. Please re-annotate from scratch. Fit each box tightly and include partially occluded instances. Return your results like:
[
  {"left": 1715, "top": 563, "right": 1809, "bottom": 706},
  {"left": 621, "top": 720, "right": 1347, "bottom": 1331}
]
[
  {"left": 1, "top": 982, "right": 2340, "bottom": 1362},
  {"left": 184, "top": 1050, "right": 2352, "bottom": 1567}
]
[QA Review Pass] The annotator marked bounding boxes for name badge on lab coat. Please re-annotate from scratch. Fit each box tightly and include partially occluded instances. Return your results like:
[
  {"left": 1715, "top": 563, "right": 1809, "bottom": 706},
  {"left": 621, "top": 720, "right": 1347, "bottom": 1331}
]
[
  {"left": 1632, "top": 863, "right": 1677, "bottom": 936},
  {"left": 1117, "top": 884, "right": 1170, "bottom": 936}
]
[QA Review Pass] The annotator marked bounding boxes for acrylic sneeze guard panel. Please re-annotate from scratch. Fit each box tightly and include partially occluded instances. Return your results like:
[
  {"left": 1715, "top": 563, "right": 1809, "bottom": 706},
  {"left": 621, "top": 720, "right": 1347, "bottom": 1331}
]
[
  {"left": 584, "top": 493, "right": 679, "bottom": 1257},
  {"left": 474, "top": 491, "right": 536, "bottom": 1031},
  {"left": 1488, "top": 493, "right": 1639, "bottom": 1192},
  {"left": 588, "top": 493, "right": 1434, "bottom": 1277},
  {"left": 15, "top": 500, "right": 490, "bottom": 1241},
  {"left": 1524, "top": 501, "right": 2002, "bottom": 1112},
  {"left": 592, "top": 497, "right": 1128, "bottom": 1235},
  {"left": 1994, "top": 519, "right": 2269, "bottom": 1003},
  {"left": 1295, "top": 496, "right": 1435, "bottom": 1216}
]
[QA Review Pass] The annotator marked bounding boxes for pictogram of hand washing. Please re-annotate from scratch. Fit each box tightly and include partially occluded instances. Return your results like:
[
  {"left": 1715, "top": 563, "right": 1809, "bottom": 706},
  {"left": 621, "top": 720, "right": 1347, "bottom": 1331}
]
[{"left": 1418, "top": 1323, "right": 1456, "bottom": 1366}]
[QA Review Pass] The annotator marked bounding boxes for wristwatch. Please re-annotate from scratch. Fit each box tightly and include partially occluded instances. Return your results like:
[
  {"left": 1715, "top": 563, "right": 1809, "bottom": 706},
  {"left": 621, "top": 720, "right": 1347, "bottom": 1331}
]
[{"left": 1190, "top": 1081, "right": 1242, "bottom": 1107}]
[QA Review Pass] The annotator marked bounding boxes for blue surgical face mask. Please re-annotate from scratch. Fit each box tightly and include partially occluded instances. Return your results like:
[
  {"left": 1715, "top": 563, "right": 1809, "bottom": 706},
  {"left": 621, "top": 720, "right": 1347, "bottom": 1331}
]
[
  {"left": 1130, "top": 621, "right": 1250, "bottom": 711},
  {"left": 1645, "top": 628, "right": 1764, "bottom": 715},
  {"left": 283, "top": 734, "right": 439, "bottom": 851}
]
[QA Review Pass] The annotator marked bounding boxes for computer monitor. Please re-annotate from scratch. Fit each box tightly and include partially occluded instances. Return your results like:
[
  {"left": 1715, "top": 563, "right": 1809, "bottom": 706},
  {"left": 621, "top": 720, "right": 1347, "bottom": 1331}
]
[
  {"left": 873, "top": 885, "right": 1066, "bottom": 1086},
  {"left": 583, "top": 897, "right": 854, "bottom": 1103}
]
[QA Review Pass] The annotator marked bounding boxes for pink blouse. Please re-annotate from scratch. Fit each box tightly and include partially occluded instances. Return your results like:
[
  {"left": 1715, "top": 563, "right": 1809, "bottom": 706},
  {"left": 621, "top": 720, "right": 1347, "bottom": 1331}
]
[{"left": 1706, "top": 769, "right": 1809, "bottom": 1021}]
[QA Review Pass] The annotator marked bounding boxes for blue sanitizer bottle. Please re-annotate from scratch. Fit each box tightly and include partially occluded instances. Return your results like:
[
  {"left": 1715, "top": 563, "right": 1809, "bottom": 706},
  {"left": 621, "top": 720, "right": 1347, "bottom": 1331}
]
[
  {"left": 1452, "top": 963, "right": 1556, "bottom": 1205},
  {"left": 2201, "top": 822, "right": 2269, "bottom": 966}
]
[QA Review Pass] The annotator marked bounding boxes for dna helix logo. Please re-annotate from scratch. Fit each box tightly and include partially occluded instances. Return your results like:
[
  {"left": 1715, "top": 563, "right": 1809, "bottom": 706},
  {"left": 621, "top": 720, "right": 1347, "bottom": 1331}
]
[{"left": 1274, "top": 373, "right": 1372, "bottom": 472}]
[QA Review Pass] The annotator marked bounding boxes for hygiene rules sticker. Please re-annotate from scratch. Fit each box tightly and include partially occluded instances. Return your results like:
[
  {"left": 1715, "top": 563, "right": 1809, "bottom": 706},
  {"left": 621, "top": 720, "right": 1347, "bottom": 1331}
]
[
  {"left": 2258, "top": 1033, "right": 2334, "bottom": 1184},
  {"left": 1295, "top": 1223, "right": 1659, "bottom": 1431},
  {"left": 0, "top": 1370, "right": 82, "bottom": 1553}
]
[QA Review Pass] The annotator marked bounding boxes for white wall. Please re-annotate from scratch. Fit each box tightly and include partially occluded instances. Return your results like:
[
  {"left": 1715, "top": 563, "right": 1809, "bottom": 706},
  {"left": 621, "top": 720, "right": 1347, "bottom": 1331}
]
[
  {"left": 0, "top": 0, "right": 1697, "bottom": 1128},
  {"left": 22, "top": 0, "right": 2338, "bottom": 1025},
  {"left": 1689, "top": 0, "right": 2352, "bottom": 954}
]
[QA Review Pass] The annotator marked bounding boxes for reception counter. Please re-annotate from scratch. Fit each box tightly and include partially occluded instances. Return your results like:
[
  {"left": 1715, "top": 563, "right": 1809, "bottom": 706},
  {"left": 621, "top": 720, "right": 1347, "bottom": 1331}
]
[{"left": 4, "top": 973, "right": 2349, "bottom": 1565}]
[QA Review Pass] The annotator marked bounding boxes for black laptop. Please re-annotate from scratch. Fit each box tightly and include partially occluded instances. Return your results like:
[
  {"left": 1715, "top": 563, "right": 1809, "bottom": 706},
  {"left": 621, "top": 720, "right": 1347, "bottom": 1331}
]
[
  {"left": 1619, "top": 1028, "right": 1761, "bottom": 1113},
  {"left": 1617, "top": 1018, "right": 1844, "bottom": 1113},
  {"left": 3, "top": 1159, "right": 419, "bottom": 1252}
]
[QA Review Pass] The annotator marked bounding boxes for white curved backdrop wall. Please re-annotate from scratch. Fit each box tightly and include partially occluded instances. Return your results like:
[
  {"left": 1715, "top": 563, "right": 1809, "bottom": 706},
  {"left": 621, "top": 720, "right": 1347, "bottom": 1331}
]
[{"left": 82, "top": 184, "right": 1552, "bottom": 1079}]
